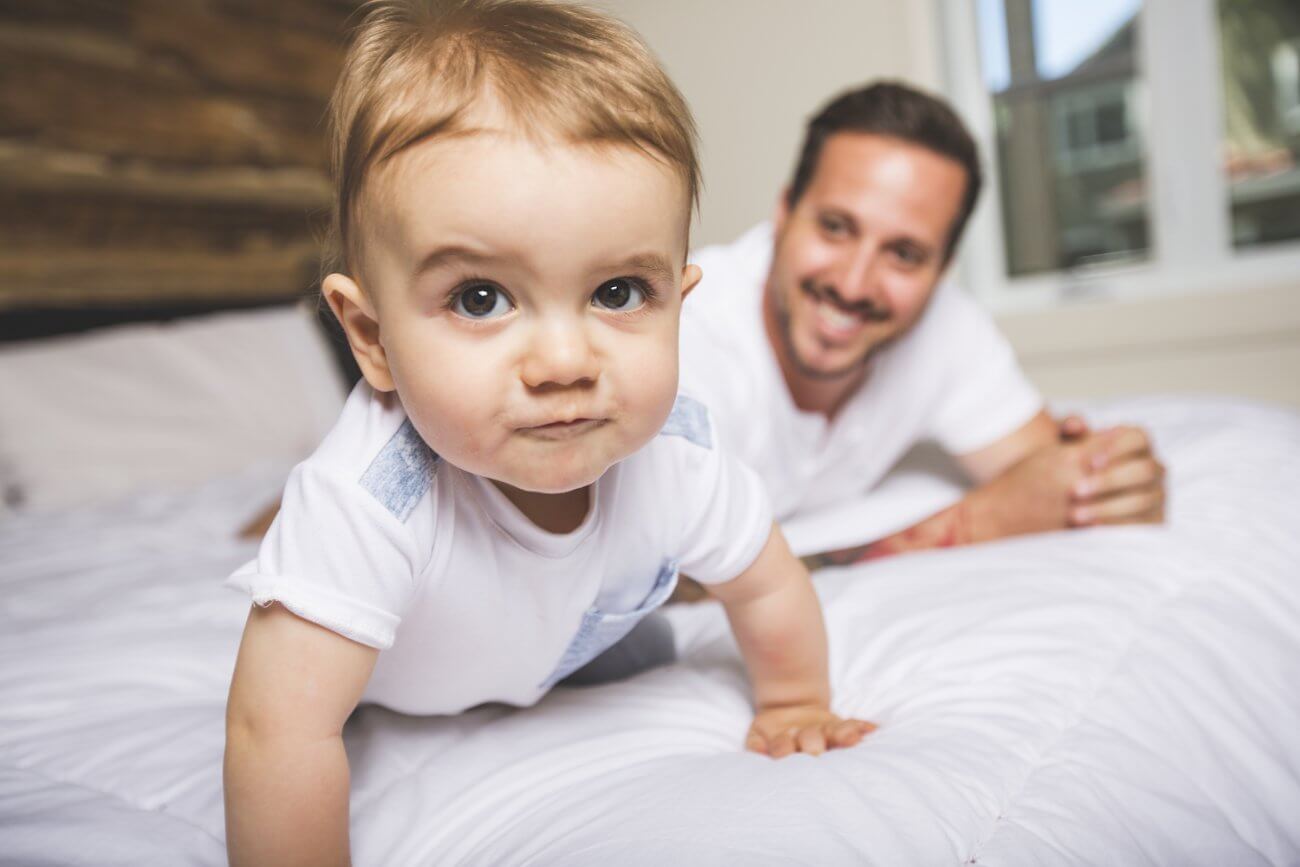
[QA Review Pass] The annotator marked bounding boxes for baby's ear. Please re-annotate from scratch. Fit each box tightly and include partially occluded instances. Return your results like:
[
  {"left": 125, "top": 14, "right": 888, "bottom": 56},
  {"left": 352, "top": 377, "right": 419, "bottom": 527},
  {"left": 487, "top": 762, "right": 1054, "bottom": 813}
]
[
  {"left": 681, "top": 263, "right": 703, "bottom": 300},
  {"left": 322, "top": 273, "right": 395, "bottom": 392}
]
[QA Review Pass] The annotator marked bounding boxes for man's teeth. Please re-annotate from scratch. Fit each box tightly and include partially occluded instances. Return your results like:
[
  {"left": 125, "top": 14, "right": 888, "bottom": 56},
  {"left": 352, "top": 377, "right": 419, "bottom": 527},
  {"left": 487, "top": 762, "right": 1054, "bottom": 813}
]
[{"left": 819, "top": 303, "right": 862, "bottom": 330}]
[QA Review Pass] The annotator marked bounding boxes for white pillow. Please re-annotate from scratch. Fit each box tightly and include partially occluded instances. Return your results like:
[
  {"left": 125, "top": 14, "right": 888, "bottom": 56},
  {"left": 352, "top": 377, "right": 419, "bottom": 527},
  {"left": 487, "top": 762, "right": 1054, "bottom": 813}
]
[{"left": 0, "top": 303, "right": 348, "bottom": 516}]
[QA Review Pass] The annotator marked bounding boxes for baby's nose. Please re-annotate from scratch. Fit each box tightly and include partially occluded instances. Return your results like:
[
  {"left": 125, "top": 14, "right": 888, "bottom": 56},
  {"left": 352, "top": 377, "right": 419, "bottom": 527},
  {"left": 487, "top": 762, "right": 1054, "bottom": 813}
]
[{"left": 521, "top": 321, "right": 599, "bottom": 389}]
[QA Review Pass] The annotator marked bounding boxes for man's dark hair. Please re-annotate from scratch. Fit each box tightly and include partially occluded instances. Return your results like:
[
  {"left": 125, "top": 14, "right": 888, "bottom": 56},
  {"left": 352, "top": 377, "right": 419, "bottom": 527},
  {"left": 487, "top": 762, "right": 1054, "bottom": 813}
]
[{"left": 786, "top": 81, "right": 983, "bottom": 263}]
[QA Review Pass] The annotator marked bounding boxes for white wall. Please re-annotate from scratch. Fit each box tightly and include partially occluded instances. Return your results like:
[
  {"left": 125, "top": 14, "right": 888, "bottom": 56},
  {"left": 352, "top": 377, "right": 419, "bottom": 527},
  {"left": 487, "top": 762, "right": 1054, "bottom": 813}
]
[
  {"left": 592, "top": 0, "right": 943, "bottom": 247},
  {"left": 996, "top": 282, "right": 1300, "bottom": 407}
]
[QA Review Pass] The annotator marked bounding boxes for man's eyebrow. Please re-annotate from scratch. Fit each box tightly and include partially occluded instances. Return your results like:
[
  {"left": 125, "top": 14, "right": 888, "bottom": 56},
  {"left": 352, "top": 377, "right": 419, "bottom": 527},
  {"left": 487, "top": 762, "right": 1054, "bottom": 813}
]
[
  {"left": 819, "top": 206, "right": 860, "bottom": 232},
  {"left": 821, "top": 205, "right": 937, "bottom": 255},
  {"left": 889, "top": 236, "right": 935, "bottom": 253}
]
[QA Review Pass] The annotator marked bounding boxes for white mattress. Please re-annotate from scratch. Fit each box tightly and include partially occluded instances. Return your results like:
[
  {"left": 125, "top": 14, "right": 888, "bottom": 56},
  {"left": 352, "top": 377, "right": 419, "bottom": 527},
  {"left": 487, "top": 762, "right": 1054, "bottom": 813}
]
[{"left": 2, "top": 396, "right": 1298, "bottom": 866}]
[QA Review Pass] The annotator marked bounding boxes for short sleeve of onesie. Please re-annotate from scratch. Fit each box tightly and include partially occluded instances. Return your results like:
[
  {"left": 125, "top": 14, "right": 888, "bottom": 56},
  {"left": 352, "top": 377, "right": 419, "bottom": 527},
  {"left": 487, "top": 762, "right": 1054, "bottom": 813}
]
[
  {"left": 663, "top": 396, "right": 774, "bottom": 585},
  {"left": 226, "top": 385, "right": 433, "bottom": 650}
]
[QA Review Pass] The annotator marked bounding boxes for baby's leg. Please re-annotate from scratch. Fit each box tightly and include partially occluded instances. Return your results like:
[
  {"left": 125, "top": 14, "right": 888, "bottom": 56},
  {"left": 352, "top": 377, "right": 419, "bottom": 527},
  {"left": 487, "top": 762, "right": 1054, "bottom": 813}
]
[{"left": 562, "top": 612, "right": 676, "bottom": 686}]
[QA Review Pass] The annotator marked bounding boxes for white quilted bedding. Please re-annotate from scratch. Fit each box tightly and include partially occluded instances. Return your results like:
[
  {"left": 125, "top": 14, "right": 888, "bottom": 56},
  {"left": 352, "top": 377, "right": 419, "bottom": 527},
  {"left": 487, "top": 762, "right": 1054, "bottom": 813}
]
[{"left": 2, "top": 396, "right": 1297, "bottom": 866}]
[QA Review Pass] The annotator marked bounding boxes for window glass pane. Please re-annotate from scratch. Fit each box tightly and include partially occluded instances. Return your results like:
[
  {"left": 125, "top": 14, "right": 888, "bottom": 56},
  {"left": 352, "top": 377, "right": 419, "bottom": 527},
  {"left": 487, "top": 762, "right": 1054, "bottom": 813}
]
[
  {"left": 1218, "top": 0, "right": 1300, "bottom": 249},
  {"left": 976, "top": 0, "right": 1150, "bottom": 277}
]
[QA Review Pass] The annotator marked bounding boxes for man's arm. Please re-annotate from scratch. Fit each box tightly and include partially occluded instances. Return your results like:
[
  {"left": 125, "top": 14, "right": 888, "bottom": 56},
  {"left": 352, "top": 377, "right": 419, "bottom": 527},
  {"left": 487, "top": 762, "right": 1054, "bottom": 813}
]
[
  {"left": 801, "top": 410, "right": 1165, "bottom": 570},
  {"left": 957, "top": 409, "right": 1060, "bottom": 484}
]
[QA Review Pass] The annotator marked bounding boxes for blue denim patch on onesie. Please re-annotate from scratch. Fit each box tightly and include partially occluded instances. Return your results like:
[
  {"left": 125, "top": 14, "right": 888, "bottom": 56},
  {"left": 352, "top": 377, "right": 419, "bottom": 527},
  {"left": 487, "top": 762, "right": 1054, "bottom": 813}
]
[
  {"left": 359, "top": 419, "right": 440, "bottom": 522},
  {"left": 659, "top": 394, "right": 712, "bottom": 449},
  {"left": 539, "top": 560, "right": 680, "bottom": 689}
]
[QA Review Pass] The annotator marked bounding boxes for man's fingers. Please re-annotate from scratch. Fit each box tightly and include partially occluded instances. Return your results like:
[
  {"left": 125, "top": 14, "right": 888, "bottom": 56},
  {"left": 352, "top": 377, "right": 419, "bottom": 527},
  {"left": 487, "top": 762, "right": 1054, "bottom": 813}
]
[
  {"left": 1071, "top": 487, "right": 1165, "bottom": 526},
  {"left": 1058, "top": 414, "right": 1089, "bottom": 441},
  {"left": 1086, "top": 426, "right": 1153, "bottom": 470},
  {"left": 745, "top": 729, "right": 769, "bottom": 755},
  {"left": 797, "top": 727, "right": 827, "bottom": 756},
  {"left": 1074, "top": 457, "right": 1164, "bottom": 500}
]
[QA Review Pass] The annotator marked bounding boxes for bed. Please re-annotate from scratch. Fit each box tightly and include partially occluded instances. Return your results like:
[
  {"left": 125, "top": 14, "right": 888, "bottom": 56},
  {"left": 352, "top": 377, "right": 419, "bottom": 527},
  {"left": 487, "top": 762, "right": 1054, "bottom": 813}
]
[{"left": 1, "top": 304, "right": 1298, "bottom": 866}]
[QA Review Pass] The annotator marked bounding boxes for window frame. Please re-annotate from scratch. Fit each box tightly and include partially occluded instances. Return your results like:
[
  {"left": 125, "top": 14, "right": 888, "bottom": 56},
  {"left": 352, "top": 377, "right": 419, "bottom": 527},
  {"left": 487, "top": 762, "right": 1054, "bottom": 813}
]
[{"left": 940, "top": 0, "right": 1300, "bottom": 314}]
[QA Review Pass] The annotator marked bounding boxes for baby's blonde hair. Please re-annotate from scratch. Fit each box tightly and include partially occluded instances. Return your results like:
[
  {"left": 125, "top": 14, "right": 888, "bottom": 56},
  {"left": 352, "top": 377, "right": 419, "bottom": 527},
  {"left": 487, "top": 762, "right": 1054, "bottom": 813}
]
[{"left": 326, "top": 0, "right": 700, "bottom": 275}]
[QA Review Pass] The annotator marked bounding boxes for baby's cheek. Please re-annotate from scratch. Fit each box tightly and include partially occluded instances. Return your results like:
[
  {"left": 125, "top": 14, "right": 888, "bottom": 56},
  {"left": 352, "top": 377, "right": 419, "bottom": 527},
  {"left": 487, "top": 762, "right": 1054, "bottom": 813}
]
[
  {"left": 617, "top": 339, "right": 679, "bottom": 430},
  {"left": 402, "top": 386, "right": 493, "bottom": 465}
]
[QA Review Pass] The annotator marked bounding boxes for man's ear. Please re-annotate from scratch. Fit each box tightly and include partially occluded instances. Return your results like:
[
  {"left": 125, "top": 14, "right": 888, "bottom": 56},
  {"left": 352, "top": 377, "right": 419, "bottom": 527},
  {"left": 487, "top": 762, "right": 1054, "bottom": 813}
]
[
  {"left": 773, "top": 186, "right": 792, "bottom": 235},
  {"left": 321, "top": 272, "right": 395, "bottom": 392},
  {"left": 680, "top": 263, "right": 703, "bottom": 301}
]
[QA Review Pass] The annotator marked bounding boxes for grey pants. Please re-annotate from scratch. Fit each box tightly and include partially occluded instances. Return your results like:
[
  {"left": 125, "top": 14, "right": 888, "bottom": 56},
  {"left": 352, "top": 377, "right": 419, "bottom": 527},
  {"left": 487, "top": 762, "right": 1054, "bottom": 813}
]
[{"left": 561, "top": 612, "right": 676, "bottom": 686}]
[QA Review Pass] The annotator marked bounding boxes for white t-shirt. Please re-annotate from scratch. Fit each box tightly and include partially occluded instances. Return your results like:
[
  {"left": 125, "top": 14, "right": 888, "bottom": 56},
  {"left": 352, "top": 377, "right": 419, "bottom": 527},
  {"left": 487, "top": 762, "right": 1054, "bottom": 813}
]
[
  {"left": 680, "top": 223, "right": 1043, "bottom": 522},
  {"left": 228, "top": 382, "right": 771, "bottom": 716}
]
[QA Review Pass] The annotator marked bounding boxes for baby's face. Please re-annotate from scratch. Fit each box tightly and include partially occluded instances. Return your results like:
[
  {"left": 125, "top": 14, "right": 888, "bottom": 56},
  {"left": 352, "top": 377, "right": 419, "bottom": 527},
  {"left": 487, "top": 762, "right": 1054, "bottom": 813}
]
[{"left": 353, "top": 132, "right": 697, "bottom": 494}]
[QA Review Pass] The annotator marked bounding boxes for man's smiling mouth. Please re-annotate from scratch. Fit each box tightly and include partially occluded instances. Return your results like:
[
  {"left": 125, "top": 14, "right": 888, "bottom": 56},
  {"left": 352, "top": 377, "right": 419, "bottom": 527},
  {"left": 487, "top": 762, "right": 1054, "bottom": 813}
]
[{"left": 799, "top": 279, "right": 889, "bottom": 325}]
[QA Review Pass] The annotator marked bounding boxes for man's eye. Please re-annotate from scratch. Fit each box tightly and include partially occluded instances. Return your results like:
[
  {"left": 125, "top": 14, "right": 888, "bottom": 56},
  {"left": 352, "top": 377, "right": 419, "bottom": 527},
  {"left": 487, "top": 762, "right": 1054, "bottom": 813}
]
[
  {"left": 592, "top": 277, "right": 647, "bottom": 311},
  {"left": 452, "top": 284, "right": 512, "bottom": 319},
  {"left": 894, "top": 246, "right": 926, "bottom": 266},
  {"left": 819, "top": 216, "right": 848, "bottom": 236}
]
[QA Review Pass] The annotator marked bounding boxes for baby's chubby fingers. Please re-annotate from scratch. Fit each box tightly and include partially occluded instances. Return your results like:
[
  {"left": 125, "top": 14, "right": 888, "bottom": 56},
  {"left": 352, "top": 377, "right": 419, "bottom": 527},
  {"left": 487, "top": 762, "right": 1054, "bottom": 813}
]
[
  {"left": 749, "top": 706, "right": 877, "bottom": 758},
  {"left": 767, "top": 730, "right": 797, "bottom": 759},
  {"left": 797, "top": 726, "right": 827, "bottom": 756},
  {"left": 827, "top": 718, "right": 876, "bottom": 749}
]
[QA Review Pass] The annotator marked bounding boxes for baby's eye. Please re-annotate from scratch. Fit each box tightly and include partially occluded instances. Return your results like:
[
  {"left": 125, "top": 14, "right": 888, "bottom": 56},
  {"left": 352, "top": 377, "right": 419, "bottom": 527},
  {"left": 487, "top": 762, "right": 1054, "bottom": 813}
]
[
  {"left": 452, "top": 283, "right": 513, "bottom": 319},
  {"left": 591, "top": 277, "right": 647, "bottom": 311}
]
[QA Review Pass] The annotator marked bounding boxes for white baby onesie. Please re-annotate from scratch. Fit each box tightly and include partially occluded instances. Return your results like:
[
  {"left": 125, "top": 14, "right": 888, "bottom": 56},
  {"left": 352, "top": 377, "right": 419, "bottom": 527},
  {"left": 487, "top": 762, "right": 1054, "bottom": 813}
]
[{"left": 228, "top": 381, "right": 772, "bottom": 716}]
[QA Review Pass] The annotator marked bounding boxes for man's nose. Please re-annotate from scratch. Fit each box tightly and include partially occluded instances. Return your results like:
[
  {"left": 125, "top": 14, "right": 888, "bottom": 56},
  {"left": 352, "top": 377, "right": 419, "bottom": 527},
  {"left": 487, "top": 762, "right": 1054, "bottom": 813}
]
[
  {"left": 833, "top": 243, "right": 884, "bottom": 303},
  {"left": 521, "top": 318, "right": 599, "bottom": 389}
]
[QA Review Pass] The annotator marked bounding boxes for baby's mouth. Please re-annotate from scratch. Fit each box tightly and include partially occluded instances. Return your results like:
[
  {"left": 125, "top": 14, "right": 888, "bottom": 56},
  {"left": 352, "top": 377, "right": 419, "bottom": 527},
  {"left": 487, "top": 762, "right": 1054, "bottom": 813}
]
[{"left": 518, "top": 418, "right": 608, "bottom": 441}]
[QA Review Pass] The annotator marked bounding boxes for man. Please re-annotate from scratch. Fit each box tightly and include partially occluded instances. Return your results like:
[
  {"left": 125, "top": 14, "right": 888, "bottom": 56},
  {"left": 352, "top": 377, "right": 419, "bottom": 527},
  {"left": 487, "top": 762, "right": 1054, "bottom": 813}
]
[{"left": 677, "top": 81, "right": 1164, "bottom": 580}]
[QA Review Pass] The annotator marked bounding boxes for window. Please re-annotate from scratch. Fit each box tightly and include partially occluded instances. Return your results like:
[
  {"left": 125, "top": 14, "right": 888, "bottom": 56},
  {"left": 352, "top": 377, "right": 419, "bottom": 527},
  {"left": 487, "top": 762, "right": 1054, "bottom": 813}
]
[
  {"left": 1220, "top": 1, "right": 1300, "bottom": 249},
  {"left": 975, "top": 0, "right": 1148, "bottom": 276},
  {"left": 1270, "top": 40, "right": 1300, "bottom": 134},
  {"left": 942, "top": 0, "right": 1300, "bottom": 311}
]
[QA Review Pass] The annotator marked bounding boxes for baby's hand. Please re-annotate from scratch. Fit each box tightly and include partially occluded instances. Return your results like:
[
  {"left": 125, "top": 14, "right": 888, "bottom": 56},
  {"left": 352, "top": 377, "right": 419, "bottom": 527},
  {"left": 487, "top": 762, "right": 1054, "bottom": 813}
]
[{"left": 746, "top": 705, "right": 876, "bottom": 758}]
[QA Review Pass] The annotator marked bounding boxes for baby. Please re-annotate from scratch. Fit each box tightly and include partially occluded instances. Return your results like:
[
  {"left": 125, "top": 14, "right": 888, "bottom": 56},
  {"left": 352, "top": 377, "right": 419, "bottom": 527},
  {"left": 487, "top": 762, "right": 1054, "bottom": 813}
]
[{"left": 223, "top": 1, "right": 874, "bottom": 862}]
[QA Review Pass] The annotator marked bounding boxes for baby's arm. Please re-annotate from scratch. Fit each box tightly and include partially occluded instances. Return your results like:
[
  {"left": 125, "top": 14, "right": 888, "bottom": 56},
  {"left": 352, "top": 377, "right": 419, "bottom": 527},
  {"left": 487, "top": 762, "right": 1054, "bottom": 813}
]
[
  {"left": 707, "top": 522, "right": 876, "bottom": 758},
  {"left": 224, "top": 603, "right": 378, "bottom": 866}
]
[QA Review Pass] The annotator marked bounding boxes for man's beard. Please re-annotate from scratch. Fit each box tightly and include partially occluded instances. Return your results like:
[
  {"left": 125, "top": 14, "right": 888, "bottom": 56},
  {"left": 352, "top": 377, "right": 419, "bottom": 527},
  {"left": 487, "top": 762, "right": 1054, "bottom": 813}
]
[{"left": 771, "top": 278, "right": 888, "bottom": 382}]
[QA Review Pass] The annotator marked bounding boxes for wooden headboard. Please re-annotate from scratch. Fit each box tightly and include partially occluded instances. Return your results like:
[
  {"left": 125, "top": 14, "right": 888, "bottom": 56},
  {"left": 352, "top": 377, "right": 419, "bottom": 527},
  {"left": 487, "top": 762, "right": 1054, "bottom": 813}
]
[{"left": 1, "top": 1, "right": 359, "bottom": 336}]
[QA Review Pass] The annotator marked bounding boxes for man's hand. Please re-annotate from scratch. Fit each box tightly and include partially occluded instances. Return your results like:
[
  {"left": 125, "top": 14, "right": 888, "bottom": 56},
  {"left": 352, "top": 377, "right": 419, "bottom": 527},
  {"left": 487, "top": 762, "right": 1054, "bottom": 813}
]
[
  {"left": 975, "top": 422, "right": 1164, "bottom": 535},
  {"left": 798, "top": 413, "right": 1166, "bottom": 569},
  {"left": 1058, "top": 413, "right": 1088, "bottom": 441},
  {"left": 746, "top": 704, "right": 876, "bottom": 758},
  {"left": 1067, "top": 425, "right": 1165, "bottom": 526}
]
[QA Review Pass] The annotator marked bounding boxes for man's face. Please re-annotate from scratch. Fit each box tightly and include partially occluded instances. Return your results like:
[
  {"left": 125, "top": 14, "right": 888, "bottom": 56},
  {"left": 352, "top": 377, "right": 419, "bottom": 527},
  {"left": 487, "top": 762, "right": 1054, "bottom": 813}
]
[
  {"left": 767, "top": 132, "right": 968, "bottom": 381},
  {"left": 355, "top": 131, "right": 697, "bottom": 494}
]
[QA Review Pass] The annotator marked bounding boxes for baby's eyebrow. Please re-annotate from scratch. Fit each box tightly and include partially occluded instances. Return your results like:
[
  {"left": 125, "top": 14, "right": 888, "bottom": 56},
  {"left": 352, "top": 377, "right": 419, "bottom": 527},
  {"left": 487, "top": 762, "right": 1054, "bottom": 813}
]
[
  {"left": 410, "top": 246, "right": 677, "bottom": 284},
  {"left": 411, "top": 244, "right": 496, "bottom": 278},
  {"left": 613, "top": 253, "right": 676, "bottom": 283}
]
